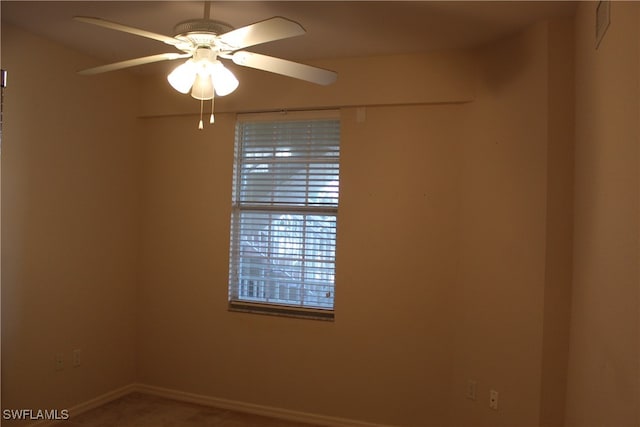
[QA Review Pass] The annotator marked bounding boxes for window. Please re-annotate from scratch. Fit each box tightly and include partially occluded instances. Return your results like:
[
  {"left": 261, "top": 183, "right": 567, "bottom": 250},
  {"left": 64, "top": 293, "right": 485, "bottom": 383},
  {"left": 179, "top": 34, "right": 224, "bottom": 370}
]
[{"left": 228, "top": 111, "right": 340, "bottom": 320}]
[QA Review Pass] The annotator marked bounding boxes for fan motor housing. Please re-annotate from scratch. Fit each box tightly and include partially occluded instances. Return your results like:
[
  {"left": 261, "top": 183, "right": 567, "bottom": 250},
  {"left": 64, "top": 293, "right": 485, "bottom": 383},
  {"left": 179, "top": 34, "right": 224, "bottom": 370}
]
[{"left": 173, "top": 19, "right": 233, "bottom": 37}]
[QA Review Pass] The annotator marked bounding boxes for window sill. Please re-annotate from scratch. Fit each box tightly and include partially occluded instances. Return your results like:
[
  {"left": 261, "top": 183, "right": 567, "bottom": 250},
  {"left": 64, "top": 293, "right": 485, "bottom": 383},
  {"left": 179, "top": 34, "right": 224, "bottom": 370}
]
[{"left": 228, "top": 301, "right": 334, "bottom": 321}]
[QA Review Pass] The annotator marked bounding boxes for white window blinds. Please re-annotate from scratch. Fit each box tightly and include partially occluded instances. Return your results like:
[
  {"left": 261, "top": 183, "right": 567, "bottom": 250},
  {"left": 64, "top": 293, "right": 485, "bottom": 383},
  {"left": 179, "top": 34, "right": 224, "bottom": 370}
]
[{"left": 228, "top": 112, "right": 340, "bottom": 319}]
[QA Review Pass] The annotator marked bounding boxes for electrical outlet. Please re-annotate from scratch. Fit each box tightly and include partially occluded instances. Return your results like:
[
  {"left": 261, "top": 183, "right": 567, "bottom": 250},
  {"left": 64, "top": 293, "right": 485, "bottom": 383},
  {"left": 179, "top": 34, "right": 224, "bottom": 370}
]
[
  {"left": 466, "top": 380, "right": 477, "bottom": 400},
  {"left": 72, "top": 349, "right": 82, "bottom": 367},
  {"left": 55, "top": 353, "right": 64, "bottom": 371},
  {"left": 489, "top": 389, "right": 499, "bottom": 410}
]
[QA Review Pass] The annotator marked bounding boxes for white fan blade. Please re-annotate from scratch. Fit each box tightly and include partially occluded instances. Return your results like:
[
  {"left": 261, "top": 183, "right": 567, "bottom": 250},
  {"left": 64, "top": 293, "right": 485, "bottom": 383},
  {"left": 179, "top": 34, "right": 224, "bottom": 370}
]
[
  {"left": 74, "top": 16, "right": 182, "bottom": 46},
  {"left": 231, "top": 51, "right": 337, "bottom": 86},
  {"left": 217, "top": 17, "right": 305, "bottom": 51},
  {"left": 78, "top": 53, "right": 191, "bottom": 75}
]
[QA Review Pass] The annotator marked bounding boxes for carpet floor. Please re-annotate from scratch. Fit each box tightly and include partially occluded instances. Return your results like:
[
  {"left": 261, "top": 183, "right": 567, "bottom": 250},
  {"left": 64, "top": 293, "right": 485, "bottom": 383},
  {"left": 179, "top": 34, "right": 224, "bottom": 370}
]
[{"left": 53, "top": 392, "right": 322, "bottom": 427}]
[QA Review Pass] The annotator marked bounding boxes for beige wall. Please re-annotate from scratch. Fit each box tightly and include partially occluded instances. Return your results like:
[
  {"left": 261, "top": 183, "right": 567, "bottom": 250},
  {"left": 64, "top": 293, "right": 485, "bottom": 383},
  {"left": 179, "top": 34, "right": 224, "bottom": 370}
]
[
  {"left": 137, "top": 105, "right": 465, "bottom": 426},
  {"left": 1, "top": 24, "right": 141, "bottom": 423},
  {"left": 565, "top": 2, "right": 640, "bottom": 426},
  {"left": 135, "top": 44, "right": 477, "bottom": 427},
  {"left": 539, "top": 18, "right": 575, "bottom": 427},
  {"left": 449, "top": 20, "right": 571, "bottom": 427}
]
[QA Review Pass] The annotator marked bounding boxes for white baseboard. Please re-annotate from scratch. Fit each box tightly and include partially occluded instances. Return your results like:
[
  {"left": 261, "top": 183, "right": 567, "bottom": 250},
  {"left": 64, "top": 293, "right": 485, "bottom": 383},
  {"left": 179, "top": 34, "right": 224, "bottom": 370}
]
[
  {"left": 72, "top": 384, "right": 138, "bottom": 417},
  {"left": 135, "top": 383, "right": 392, "bottom": 427},
  {"left": 27, "top": 384, "right": 137, "bottom": 427},
  {"left": 28, "top": 383, "right": 392, "bottom": 427}
]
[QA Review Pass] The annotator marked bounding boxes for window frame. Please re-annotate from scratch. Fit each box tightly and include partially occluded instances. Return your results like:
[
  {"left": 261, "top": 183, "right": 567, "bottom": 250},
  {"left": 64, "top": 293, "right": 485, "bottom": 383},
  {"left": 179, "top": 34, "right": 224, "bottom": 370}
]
[{"left": 227, "top": 110, "right": 341, "bottom": 321}]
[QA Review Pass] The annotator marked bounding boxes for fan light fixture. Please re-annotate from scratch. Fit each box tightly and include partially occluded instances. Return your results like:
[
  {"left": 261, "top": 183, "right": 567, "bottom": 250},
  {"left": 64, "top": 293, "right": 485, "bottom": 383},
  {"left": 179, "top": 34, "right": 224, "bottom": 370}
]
[
  {"left": 167, "top": 47, "right": 238, "bottom": 128},
  {"left": 168, "top": 47, "right": 238, "bottom": 99}
]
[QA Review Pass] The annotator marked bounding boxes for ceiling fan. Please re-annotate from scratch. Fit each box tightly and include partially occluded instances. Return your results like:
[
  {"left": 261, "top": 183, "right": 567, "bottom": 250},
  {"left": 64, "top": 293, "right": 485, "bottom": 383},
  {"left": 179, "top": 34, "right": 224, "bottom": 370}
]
[{"left": 74, "top": 2, "right": 337, "bottom": 128}]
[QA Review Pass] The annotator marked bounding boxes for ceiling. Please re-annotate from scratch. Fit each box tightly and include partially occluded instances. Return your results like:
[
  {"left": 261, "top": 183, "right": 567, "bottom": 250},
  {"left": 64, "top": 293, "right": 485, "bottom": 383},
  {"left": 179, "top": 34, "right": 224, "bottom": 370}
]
[{"left": 1, "top": 1, "right": 576, "bottom": 75}]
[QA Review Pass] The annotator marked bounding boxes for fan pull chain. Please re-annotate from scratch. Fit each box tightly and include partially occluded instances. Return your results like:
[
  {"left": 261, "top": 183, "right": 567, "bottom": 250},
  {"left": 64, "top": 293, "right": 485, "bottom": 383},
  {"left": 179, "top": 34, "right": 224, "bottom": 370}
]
[
  {"left": 210, "top": 95, "right": 215, "bottom": 124},
  {"left": 197, "top": 80, "right": 206, "bottom": 130}
]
